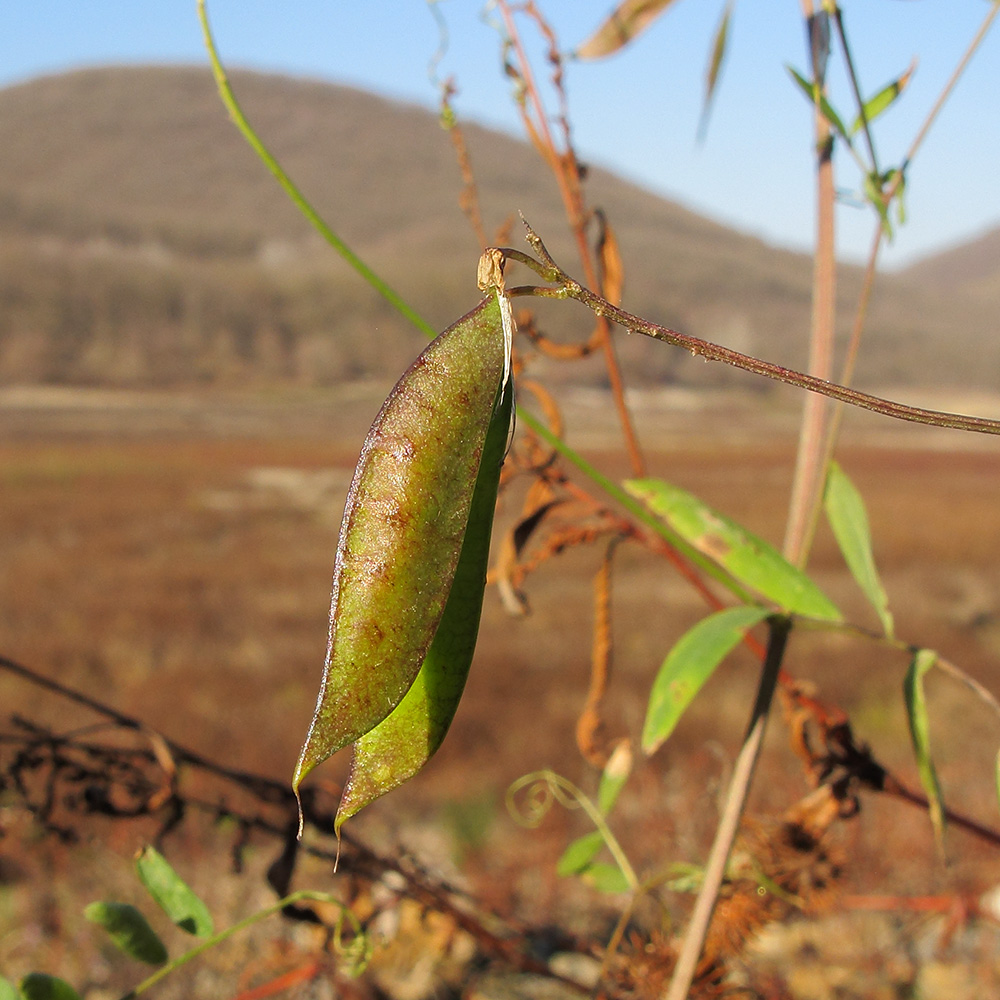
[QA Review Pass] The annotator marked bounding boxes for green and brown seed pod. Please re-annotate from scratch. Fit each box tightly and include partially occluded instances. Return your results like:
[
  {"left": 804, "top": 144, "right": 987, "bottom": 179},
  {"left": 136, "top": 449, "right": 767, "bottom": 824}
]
[{"left": 293, "top": 292, "right": 510, "bottom": 807}]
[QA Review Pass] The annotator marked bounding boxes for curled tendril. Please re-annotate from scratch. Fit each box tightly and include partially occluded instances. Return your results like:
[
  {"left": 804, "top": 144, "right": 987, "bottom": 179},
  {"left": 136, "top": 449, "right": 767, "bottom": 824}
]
[
  {"left": 332, "top": 903, "right": 372, "bottom": 976},
  {"left": 505, "top": 770, "right": 639, "bottom": 890},
  {"left": 505, "top": 769, "right": 583, "bottom": 828}
]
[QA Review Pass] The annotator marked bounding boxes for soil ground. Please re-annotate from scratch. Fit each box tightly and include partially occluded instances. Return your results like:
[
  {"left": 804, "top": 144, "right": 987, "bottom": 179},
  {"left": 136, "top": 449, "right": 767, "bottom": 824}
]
[{"left": 3, "top": 385, "right": 1000, "bottom": 998}]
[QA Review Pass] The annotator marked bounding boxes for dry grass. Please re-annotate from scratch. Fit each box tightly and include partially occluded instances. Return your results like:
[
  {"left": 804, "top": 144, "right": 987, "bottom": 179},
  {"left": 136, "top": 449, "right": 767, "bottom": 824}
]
[{"left": 3, "top": 391, "right": 1000, "bottom": 997}]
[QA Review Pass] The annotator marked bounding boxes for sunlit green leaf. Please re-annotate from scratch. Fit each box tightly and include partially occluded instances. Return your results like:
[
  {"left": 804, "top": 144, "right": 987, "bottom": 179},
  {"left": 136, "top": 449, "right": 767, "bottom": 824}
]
[
  {"left": 574, "top": 0, "right": 680, "bottom": 60},
  {"left": 625, "top": 479, "right": 841, "bottom": 620},
  {"left": 824, "top": 461, "right": 893, "bottom": 637},
  {"left": 0, "top": 978, "right": 22, "bottom": 1000},
  {"left": 557, "top": 831, "right": 605, "bottom": 877},
  {"left": 17, "top": 976, "right": 81, "bottom": 1000},
  {"left": 851, "top": 61, "right": 916, "bottom": 135},
  {"left": 83, "top": 902, "right": 168, "bottom": 965},
  {"left": 597, "top": 740, "right": 632, "bottom": 815},
  {"left": 904, "top": 649, "right": 946, "bottom": 854},
  {"left": 642, "top": 605, "right": 769, "bottom": 754},
  {"left": 786, "top": 65, "right": 850, "bottom": 142},
  {"left": 578, "top": 862, "right": 631, "bottom": 894},
  {"left": 135, "top": 846, "right": 214, "bottom": 937}
]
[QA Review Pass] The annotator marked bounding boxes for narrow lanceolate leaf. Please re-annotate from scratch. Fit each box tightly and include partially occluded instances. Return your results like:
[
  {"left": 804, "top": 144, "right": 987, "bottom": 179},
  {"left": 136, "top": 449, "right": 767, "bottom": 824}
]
[
  {"left": 697, "top": 0, "right": 733, "bottom": 140},
  {"left": 625, "top": 479, "right": 841, "bottom": 621},
  {"left": 851, "top": 61, "right": 916, "bottom": 135},
  {"left": 597, "top": 739, "right": 633, "bottom": 815},
  {"left": 904, "top": 649, "right": 946, "bottom": 854},
  {"left": 135, "top": 845, "right": 214, "bottom": 937},
  {"left": 787, "top": 66, "right": 850, "bottom": 142},
  {"left": 294, "top": 295, "right": 506, "bottom": 798},
  {"left": 824, "top": 462, "right": 893, "bottom": 637},
  {"left": 643, "top": 606, "right": 769, "bottom": 754},
  {"left": 574, "top": 0, "right": 680, "bottom": 60},
  {"left": 335, "top": 376, "right": 513, "bottom": 830},
  {"left": 17, "top": 976, "right": 81, "bottom": 1000},
  {"left": 83, "top": 902, "right": 168, "bottom": 965}
]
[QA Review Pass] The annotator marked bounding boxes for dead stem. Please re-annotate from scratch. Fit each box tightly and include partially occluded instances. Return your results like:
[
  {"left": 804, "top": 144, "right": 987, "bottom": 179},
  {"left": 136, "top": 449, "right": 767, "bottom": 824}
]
[
  {"left": 494, "top": 1, "right": 646, "bottom": 476},
  {"left": 663, "top": 616, "right": 792, "bottom": 1000},
  {"left": 499, "top": 226, "right": 1000, "bottom": 437}
]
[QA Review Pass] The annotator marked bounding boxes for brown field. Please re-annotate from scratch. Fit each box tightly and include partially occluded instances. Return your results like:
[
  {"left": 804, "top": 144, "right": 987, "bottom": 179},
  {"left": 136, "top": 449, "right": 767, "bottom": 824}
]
[{"left": 3, "top": 387, "right": 1000, "bottom": 998}]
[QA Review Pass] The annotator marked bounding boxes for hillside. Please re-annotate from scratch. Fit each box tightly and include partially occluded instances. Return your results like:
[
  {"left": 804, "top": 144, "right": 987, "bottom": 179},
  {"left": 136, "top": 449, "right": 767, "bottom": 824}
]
[
  {"left": 0, "top": 65, "right": 996, "bottom": 391},
  {"left": 902, "top": 226, "right": 1000, "bottom": 302}
]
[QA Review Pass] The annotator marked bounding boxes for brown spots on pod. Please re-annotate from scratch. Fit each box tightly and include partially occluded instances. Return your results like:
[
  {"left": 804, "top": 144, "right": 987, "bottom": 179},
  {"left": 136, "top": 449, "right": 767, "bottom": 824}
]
[{"left": 293, "top": 295, "right": 508, "bottom": 804}]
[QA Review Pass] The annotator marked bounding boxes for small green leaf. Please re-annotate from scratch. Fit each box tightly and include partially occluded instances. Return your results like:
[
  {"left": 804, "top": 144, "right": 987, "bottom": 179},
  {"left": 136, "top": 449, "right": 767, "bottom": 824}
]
[
  {"left": 557, "top": 830, "right": 606, "bottom": 877},
  {"left": 904, "top": 649, "right": 946, "bottom": 853},
  {"left": 851, "top": 61, "right": 915, "bottom": 135},
  {"left": 642, "top": 605, "right": 769, "bottom": 754},
  {"left": 0, "top": 978, "right": 22, "bottom": 1000},
  {"left": 135, "top": 846, "right": 214, "bottom": 937},
  {"left": 597, "top": 740, "right": 632, "bottom": 815},
  {"left": 625, "top": 479, "right": 841, "bottom": 620},
  {"left": 83, "top": 902, "right": 168, "bottom": 965},
  {"left": 578, "top": 862, "right": 631, "bottom": 894},
  {"left": 786, "top": 65, "right": 850, "bottom": 142},
  {"left": 824, "top": 461, "right": 893, "bottom": 637},
  {"left": 17, "top": 976, "right": 81, "bottom": 1000}
]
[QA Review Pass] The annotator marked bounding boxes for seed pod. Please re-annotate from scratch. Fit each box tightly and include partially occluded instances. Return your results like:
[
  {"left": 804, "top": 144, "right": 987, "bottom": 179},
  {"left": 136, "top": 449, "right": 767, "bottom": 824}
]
[
  {"left": 293, "top": 294, "right": 509, "bottom": 803},
  {"left": 334, "top": 376, "right": 513, "bottom": 831}
]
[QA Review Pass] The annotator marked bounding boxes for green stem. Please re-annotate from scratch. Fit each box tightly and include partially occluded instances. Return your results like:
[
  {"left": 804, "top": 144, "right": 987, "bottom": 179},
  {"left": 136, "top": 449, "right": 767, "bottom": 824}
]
[
  {"left": 122, "top": 891, "right": 365, "bottom": 999},
  {"left": 507, "top": 770, "right": 639, "bottom": 891},
  {"left": 196, "top": 0, "right": 436, "bottom": 340}
]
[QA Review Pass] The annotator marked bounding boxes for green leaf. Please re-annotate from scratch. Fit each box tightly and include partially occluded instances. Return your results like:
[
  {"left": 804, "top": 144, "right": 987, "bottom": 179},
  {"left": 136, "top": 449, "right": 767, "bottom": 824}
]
[
  {"left": 578, "top": 862, "right": 631, "bottom": 894},
  {"left": 294, "top": 295, "right": 507, "bottom": 797},
  {"left": 0, "top": 978, "right": 22, "bottom": 1000},
  {"left": 135, "top": 845, "right": 214, "bottom": 937},
  {"left": 17, "top": 976, "right": 81, "bottom": 1000},
  {"left": 824, "top": 461, "right": 893, "bottom": 637},
  {"left": 851, "top": 61, "right": 915, "bottom": 135},
  {"left": 335, "top": 372, "right": 513, "bottom": 831},
  {"left": 786, "top": 65, "right": 850, "bottom": 142},
  {"left": 642, "top": 605, "right": 769, "bottom": 754},
  {"left": 83, "top": 902, "right": 168, "bottom": 965},
  {"left": 574, "top": 0, "right": 681, "bottom": 60},
  {"left": 625, "top": 479, "right": 841, "bottom": 621},
  {"left": 597, "top": 740, "right": 632, "bottom": 815},
  {"left": 557, "top": 831, "right": 606, "bottom": 877},
  {"left": 697, "top": 0, "right": 733, "bottom": 141},
  {"left": 904, "top": 649, "right": 946, "bottom": 854}
]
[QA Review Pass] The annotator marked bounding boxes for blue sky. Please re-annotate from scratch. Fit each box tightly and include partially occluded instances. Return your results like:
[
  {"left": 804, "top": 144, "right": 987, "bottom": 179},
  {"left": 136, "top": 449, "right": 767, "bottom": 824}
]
[{"left": 2, "top": 1, "right": 998, "bottom": 269}]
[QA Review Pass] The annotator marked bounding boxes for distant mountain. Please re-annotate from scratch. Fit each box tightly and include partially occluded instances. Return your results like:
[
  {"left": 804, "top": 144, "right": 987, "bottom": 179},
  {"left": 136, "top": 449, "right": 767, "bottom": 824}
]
[
  {"left": 0, "top": 65, "right": 996, "bottom": 391},
  {"left": 901, "top": 227, "right": 1000, "bottom": 301}
]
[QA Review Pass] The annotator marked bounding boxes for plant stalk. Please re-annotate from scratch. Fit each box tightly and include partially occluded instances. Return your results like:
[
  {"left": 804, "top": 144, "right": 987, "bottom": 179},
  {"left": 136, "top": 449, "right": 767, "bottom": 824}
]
[{"left": 663, "top": 616, "right": 791, "bottom": 1000}]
